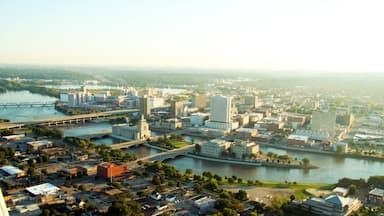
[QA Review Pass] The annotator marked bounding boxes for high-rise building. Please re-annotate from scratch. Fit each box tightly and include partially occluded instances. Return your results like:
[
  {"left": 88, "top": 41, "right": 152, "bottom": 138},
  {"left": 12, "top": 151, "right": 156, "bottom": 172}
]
[
  {"left": 244, "top": 95, "right": 259, "bottom": 108},
  {"left": 210, "top": 95, "right": 232, "bottom": 123},
  {"left": 140, "top": 96, "right": 151, "bottom": 118},
  {"left": 170, "top": 100, "right": 183, "bottom": 118},
  {"left": 206, "top": 95, "right": 234, "bottom": 130},
  {"left": 0, "top": 188, "right": 9, "bottom": 216},
  {"left": 192, "top": 94, "right": 208, "bottom": 109},
  {"left": 311, "top": 110, "right": 336, "bottom": 135}
]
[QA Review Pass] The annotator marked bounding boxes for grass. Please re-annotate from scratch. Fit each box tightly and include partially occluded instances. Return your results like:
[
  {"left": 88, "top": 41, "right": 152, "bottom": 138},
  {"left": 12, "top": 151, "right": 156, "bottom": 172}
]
[{"left": 170, "top": 140, "right": 190, "bottom": 148}]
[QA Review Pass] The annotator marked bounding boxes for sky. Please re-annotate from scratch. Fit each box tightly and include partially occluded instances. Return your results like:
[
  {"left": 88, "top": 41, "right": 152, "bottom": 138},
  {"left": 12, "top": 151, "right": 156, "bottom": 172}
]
[{"left": 1, "top": 0, "right": 384, "bottom": 72}]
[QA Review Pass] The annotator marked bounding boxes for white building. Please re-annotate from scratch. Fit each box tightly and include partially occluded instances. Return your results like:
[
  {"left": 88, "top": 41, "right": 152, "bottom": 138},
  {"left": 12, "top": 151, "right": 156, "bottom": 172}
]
[
  {"left": 230, "top": 141, "right": 259, "bottom": 159},
  {"left": 200, "top": 139, "right": 231, "bottom": 158},
  {"left": 150, "top": 97, "right": 165, "bottom": 108},
  {"left": 112, "top": 115, "right": 151, "bottom": 140},
  {"left": 301, "top": 194, "right": 361, "bottom": 216},
  {"left": 210, "top": 95, "right": 231, "bottom": 123},
  {"left": 25, "top": 183, "right": 61, "bottom": 196},
  {"left": 0, "top": 188, "right": 9, "bottom": 216},
  {"left": 205, "top": 95, "right": 234, "bottom": 130},
  {"left": 191, "top": 112, "right": 209, "bottom": 126}
]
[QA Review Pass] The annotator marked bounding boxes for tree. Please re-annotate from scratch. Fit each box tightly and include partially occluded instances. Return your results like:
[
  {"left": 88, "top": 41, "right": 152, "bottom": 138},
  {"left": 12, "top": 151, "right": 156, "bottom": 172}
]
[
  {"left": 348, "top": 184, "right": 357, "bottom": 196},
  {"left": 185, "top": 168, "right": 193, "bottom": 175},
  {"left": 302, "top": 158, "right": 310, "bottom": 166},
  {"left": 193, "top": 183, "right": 203, "bottom": 193},
  {"left": 152, "top": 175, "right": 162, "bottom": 185},
  {"left": 195, "top": 144, "right": 201, "bottom": 154},
  {"left": 27, "top": 166, "right": 36, "bottom": 177},
  {"left": 79, "top": 184, "right": 87, "bottom": 192},
  {"left": 41, "top": 169, "right": 48, "bottom": 175},
  {"left": 222, "top": 208, "right": 238, "bottom": 216},
  {"left": 235, "top": 190, "right": 248, "bottom": 201}
]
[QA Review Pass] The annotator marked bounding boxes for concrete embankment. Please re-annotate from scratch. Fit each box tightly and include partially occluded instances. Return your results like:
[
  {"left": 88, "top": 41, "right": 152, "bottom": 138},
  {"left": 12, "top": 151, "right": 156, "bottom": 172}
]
[
  {"left": 259, "top": 142, "right": 384, "bottom": 162},
  {"left": 186, "top": 153, "right": 317, "bottom": 169}
]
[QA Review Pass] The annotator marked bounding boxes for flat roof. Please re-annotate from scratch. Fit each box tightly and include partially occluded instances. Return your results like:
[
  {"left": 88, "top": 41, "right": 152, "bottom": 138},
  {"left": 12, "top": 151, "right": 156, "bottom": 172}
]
[
  {"left": 1, "top": 165, "right": 24, "bottom": 175},
  {"left": 369, "top": 188, "right": 384, "bottom": 197},
  {"left": 288, "top": 134, "right": 309, "bottom": 141},
  {"left": 26, "top": 183, "right": 60, "bottom": 196},
  {"left": 26, "top": 140, "right": 52, "bottom": 146}
]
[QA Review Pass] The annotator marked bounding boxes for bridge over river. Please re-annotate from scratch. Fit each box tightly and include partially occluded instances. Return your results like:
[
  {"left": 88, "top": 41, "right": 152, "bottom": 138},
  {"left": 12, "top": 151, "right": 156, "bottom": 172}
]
[{"left": 0, "top": 109, "right": 139, "bottom": 129}]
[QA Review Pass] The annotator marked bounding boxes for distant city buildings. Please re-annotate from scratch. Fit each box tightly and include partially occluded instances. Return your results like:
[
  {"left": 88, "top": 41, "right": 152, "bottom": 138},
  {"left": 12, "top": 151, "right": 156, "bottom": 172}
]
[
  {"left": 311, "top": 110, "right": 336, "bottom": 136},
  {"left": 170, "top": 100, "right": 183, "bottom": 118},
  {"left": 140, "top": 96, "right": 151, "bottom": 118},
  {"left": 243, "top": 95, "right": 259, "bottom": 108},
  {"left": 192, "top": 94, "right": 208, "bottom": 110}
]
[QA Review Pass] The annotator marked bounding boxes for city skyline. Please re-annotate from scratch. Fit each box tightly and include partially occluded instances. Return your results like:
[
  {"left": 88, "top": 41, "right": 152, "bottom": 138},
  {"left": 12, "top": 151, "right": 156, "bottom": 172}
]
[{"left": 1, "top": 0, "right": 384, "bottom": 73}]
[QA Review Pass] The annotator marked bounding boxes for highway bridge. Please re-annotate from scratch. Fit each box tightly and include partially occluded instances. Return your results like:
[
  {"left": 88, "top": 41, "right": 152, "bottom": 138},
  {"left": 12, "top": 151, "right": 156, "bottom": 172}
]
[
  {"left": 0, "top": 102, "right": 55, "bottom": 108},
  {"left": 0, "top": 122, "right": 25, "bottom": 130},
  {"left": 110, "top": 135, "right": 166, "bottom": 150},
  {"left": 15, "top": 109, "right": 139, "bottom": 126},
  {"left": 0, "top": 109, "right": 139, "bottom": 130},
  {"left": 136, "top": 144, "right": 195, "bottom": 162}
]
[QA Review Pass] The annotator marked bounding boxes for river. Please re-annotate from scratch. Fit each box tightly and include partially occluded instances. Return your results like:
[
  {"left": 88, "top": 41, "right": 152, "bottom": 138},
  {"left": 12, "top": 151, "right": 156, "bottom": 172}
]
[
  {"left": 0, "top": 91, "right": 65, "bottom": 121},
  {"left": 1, "top": 91, "right": 383, "bottom": 183}
]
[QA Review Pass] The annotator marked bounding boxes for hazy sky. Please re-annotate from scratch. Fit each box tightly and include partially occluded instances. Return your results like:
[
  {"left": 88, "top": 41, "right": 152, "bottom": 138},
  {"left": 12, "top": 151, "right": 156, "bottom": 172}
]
[{"left": 1, "top": 0, "right": 384, "bottom": 72}]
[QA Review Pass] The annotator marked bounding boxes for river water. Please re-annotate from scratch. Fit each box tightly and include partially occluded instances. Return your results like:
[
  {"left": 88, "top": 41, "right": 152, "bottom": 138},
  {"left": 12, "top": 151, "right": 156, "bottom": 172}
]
[
  {"left": 1, "top": 91, "right": 383, "bottom": 183},
  {"left": 0, "top": 91, "right": 65, "bottom": 121}
]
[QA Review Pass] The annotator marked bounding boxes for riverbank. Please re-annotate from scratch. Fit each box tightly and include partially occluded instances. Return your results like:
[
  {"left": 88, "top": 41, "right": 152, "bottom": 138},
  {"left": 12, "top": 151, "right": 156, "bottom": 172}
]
[
  {"left": 260, "top": 141, "right": 384, "bottom": 162},
  {"left": 187, "top": 153, "right": 318, "bottom": 169}
]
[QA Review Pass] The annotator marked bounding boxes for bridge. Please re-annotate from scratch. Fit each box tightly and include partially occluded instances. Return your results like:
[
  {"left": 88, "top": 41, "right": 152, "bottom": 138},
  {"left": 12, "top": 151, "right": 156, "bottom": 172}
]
[
  {"left": 16, "top": 109, "right": 140, "bottom": 126},
  {"left": 0, "top": 109, "right": 140, "bottom": 130},
  {"left": 0, "top": 122, "right": 25, "bottom": 130},
  {"left": 0, "top": 102, "right": 55, "bottom": 108},
  {"left": 110, "top": 135, "right": 166, "bottom": 150},
  {"left": 136, "top": 144, "right": 195, "bottom": 162}
]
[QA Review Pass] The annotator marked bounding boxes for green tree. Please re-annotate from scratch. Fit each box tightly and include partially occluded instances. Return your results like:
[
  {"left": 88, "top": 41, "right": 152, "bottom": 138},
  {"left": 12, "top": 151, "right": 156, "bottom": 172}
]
[
  {"left": 302, "top": 158, "right": 310, "bottom": 166},
  {"left": 348, "top": 184, "right": 357, "bottom": 196},
  {"left": 235, "top": 190, "right": 248, "bottom": 201}
]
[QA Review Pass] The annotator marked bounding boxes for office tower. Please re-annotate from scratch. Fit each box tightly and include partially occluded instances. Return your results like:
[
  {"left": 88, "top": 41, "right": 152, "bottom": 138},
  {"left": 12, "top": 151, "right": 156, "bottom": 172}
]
[
  {"left": 210, "top": 95, "right": 232, "bottom": 123},
  {"left": 140, "top": 96, "right": 151, "bottom": 118},
  {"left": 170, "top": 100, "right": 183, "bottom": 118},
  {"left": 244, "top": 95, "right": 259, "bottom": 108}
]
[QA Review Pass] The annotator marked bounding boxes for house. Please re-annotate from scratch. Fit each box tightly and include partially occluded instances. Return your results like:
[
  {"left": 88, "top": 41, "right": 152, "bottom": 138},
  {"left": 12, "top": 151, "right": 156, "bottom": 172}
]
[{"left": 368, "top": 188, "right": 384, "bottom": 205}]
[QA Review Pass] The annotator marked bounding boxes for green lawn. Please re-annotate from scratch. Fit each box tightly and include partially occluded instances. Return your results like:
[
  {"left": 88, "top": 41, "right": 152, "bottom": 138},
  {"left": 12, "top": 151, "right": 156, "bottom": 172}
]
[{"left": 170, "top": 140, "right": 190, "bottom": 148}]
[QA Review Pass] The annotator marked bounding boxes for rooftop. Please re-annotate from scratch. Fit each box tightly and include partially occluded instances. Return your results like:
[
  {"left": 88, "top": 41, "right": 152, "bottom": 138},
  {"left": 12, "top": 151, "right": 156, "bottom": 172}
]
[
  {"left": 26, "top": 183, "right": 61, "bottom": 196},
  {"left": 26, "top": 140, "right": 52, "bottom": 147},
  {"left": 369, "top": 188, "right": 384, "bottom": 197},
  {"left": 288, "top": 134, "right": 309, "bottom": 141},
  {"left": 0, "top": 165, "right": 24, "bottom": 175}
]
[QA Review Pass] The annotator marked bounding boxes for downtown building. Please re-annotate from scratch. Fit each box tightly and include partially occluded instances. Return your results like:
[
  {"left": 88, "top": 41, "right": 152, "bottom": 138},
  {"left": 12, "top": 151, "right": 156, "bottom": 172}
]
[{"left": 205, "top": 95, "right": 238, "bottom": 131}]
